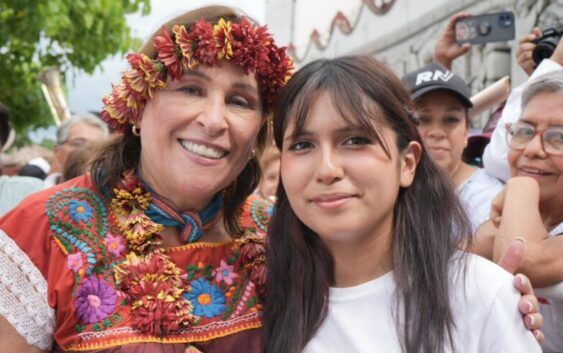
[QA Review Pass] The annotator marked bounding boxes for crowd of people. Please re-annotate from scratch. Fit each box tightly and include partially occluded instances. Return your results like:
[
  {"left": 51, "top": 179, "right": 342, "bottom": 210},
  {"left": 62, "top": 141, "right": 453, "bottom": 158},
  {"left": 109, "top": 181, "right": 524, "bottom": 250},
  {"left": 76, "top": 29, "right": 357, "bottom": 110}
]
[{"left": 0, "top": 5, "right": 561, "bottom": 353}]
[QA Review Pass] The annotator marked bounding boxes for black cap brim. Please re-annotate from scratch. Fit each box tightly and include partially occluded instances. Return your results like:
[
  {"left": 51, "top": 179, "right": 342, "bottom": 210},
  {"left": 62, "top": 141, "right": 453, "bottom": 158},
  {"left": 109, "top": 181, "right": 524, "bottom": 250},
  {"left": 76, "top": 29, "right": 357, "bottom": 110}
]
[{"left": 411, "top": 86, "right": 473, "bottom": 108}]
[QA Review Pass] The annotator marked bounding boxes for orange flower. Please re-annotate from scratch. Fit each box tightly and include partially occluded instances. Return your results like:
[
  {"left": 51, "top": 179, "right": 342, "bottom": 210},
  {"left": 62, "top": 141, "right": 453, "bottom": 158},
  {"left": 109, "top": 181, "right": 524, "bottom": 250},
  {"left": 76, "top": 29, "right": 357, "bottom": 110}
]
[{"left": 173, "top": 25, "right": 198, "bottom": 69}]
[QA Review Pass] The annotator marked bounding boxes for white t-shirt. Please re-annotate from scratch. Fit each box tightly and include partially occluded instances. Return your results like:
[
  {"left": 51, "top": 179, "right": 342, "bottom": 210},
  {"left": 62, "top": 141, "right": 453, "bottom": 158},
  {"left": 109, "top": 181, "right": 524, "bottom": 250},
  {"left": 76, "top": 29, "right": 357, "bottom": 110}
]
[
  {"left": 303, "top": 254, "right": 540, "bottom": 353},
  {"left": 0, "top": 176, "right": 43, "bottom": 217},
  {"left": 457, "top": 168, "right": 504, "bottom": 233},
  {"left": 483, "top": 59, "right": 563, "bottom": 182},
  {"left": 540, "top": 224, "right": 563, "bottom": 353}
]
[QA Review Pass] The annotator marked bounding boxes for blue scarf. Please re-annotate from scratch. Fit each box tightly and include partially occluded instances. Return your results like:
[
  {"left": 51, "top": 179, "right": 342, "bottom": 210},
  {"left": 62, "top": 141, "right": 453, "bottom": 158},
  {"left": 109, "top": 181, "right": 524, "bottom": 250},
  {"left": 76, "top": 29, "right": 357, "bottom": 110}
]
[{"left": 143, "top": 184, "right": 224, "bottom": 243}]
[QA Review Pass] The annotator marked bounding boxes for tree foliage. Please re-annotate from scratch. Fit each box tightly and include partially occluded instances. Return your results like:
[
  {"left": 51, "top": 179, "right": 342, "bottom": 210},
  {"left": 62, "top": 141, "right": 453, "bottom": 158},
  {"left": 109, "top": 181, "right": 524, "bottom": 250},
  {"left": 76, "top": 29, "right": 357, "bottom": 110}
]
[{"left": 0, "top": 0, "right": 150, "bottom": 136}]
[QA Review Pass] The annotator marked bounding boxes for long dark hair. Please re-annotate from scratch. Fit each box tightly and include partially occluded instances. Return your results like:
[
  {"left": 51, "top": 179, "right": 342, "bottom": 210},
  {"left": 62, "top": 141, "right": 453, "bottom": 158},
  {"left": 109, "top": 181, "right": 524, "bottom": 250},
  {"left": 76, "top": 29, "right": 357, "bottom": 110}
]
[
  {"left": 262, "top": 56, "right": 471, "bottom": 353},
  {"left": 90, "top": 6, "right": 267, "bottom": 235}
]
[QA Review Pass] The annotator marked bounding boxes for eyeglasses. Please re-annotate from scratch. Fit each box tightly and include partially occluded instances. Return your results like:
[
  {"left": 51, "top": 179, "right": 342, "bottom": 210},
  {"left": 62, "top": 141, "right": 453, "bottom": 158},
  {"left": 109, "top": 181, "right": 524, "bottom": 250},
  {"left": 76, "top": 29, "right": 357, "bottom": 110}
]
[
  {"left": 505, "top": 122, "right": 563, "bottom": 155},
  {"left": 60, "top": 138, "right": 88, "bottom": 149}
]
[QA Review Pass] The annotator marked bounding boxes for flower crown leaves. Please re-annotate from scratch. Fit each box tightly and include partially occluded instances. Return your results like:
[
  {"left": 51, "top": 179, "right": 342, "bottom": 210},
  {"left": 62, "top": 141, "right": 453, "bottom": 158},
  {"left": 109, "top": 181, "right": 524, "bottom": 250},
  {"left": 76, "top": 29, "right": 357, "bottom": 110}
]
[{"left": 101, "top": 17, "right": 293, "bottom": 133}]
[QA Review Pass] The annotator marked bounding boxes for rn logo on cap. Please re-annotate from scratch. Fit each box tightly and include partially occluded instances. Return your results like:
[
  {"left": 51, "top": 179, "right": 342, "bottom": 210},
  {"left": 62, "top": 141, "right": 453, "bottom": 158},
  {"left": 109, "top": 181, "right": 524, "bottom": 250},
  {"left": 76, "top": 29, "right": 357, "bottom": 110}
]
[{"left": 415, "top": 70, "right": 454, "bottom": 86}]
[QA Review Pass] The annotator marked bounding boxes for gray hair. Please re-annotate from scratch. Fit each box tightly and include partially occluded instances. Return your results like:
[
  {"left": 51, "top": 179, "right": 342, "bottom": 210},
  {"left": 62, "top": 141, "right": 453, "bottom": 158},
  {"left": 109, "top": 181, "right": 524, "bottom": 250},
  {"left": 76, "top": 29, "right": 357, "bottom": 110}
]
[
  {"left": 522, "top": 70, "right": 563, "bottom": 110},
  {"left": 56, "top": 113, "right": 110, "bottom": 145}
]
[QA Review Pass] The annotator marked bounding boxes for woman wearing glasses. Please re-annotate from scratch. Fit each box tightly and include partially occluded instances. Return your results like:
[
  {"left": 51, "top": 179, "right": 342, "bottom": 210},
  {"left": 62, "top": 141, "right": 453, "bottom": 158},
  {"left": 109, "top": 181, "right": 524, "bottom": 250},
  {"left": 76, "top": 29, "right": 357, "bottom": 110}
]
[{"left": 488, "top": 70, "right": 563, "bottom": 352}]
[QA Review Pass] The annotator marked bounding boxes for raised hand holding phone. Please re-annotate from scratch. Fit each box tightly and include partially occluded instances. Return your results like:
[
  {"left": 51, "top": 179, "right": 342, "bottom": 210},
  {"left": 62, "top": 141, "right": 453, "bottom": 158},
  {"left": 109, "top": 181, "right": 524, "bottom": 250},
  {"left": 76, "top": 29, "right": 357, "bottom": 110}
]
[{"left": 455, "top": 11, "right": 515, "bottom": 45}]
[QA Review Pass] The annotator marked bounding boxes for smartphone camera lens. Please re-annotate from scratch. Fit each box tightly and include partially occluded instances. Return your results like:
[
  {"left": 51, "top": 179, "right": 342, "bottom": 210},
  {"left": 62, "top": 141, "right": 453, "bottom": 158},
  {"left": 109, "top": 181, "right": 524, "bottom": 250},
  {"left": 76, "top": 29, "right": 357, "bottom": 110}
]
[
  {"left": 498, "top": 13, "right": 512, "bottom": 27},
  {"left": 478, "top": 22, "right": 491, "bottom": 36}
]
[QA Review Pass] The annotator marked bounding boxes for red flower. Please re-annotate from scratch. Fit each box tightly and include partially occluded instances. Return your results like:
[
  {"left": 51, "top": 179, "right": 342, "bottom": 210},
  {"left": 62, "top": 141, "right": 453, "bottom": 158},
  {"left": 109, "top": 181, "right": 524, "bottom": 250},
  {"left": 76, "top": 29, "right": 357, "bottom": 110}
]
[
  {"left": 238, "top": 237, "right": 266, "bottom": 264},
  {"left": 190, "top": 19, "right": 218, "bottom": 65},
  {"left": 250, "top": 264, "right": 267, "bottom": 289},
  {"left": 126, "top": 53, "right": 166, "bottom": 98},
  {"left": 115, "top": 252, "right": 199, "bottom": 335},
  {"left": 154, "top": 26, "right": 183, "bottom": 80},
  {"left": 102, "top": 16, "right": 293, "bottom": 134}
]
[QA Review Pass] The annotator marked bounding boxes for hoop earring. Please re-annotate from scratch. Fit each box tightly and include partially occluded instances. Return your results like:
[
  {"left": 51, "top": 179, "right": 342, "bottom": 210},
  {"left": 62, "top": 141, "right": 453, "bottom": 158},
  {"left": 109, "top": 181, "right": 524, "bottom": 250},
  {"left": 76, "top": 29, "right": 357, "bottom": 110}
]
[{"left": 132, "top": 125, "right": 141, "bottom": 137}]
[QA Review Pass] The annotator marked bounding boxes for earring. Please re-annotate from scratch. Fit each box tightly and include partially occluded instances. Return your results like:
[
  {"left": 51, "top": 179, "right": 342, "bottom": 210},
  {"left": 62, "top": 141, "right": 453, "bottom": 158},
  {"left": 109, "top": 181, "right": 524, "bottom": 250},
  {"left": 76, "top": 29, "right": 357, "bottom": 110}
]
[
  {"left": 132, "top": 125, "right": 141, "bottom": 137},
  {"left": 250, "top": 148, "right": 256, "bottom": 159}
]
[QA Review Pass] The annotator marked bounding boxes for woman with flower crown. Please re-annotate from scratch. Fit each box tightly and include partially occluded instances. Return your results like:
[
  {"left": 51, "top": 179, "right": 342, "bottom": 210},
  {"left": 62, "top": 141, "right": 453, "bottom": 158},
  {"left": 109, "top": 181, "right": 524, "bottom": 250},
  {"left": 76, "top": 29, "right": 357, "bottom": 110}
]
[{"left": 0, "top": 6, "right": 288, "bottom": 353}]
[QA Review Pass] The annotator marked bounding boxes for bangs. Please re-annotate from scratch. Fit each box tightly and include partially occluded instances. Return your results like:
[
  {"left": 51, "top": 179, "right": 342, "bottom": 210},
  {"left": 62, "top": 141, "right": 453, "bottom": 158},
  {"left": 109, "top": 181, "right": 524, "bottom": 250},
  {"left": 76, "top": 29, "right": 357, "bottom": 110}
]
[{"left": 283, "top": 64, "right": 391, "bottom": 157}]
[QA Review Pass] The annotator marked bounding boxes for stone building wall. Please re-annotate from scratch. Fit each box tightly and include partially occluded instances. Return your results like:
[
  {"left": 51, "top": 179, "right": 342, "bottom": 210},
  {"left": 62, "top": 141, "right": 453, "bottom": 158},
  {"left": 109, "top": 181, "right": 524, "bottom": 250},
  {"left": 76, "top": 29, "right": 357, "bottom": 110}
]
[{"left": 267, "top": 0, "right": 562, "bottom": 126}]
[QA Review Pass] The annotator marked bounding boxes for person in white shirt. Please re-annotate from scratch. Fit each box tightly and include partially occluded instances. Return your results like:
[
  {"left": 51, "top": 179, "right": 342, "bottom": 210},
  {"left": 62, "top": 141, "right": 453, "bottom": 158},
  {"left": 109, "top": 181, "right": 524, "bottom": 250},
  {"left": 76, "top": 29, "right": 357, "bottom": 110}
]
[
  {"left": 262, "top": 56, "right": 541, "bottom": 353},
  {"left": 402, "top": 63, "right": 503, "bottom": 234},
  {"left": 0, "top": 102, "right": 43, "bottom": 216},
  {"left": 487, "top": 71, "right": 563, "bottom": 352},
  {"left": 483, "top": 31, "right": 563, "bottom": 182}
]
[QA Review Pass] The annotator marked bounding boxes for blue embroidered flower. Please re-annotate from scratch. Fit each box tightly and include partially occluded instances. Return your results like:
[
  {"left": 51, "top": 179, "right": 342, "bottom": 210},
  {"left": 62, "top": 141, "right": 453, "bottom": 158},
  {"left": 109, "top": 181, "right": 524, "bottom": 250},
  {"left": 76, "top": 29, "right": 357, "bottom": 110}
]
[
  {"left": 184, "top": 278, "right": 226, "bottom": 318},
  {"left": 69, "top": 199, "right": 93, "bottom": 224}
]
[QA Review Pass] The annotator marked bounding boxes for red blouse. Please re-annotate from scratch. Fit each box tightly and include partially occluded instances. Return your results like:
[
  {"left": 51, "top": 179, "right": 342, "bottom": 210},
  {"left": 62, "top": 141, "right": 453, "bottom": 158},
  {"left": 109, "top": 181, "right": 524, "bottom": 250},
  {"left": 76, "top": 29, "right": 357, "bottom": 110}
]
[{"left": 0, "top": 175, "right": 273, "bottom": 352}]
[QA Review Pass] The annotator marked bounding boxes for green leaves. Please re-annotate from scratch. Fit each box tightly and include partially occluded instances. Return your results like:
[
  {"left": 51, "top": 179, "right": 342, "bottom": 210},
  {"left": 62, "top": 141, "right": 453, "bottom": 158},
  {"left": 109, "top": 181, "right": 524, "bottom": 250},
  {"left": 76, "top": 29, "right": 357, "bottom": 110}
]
[{"left": 0, "top": 0, "right": 150, "bottom": 135}]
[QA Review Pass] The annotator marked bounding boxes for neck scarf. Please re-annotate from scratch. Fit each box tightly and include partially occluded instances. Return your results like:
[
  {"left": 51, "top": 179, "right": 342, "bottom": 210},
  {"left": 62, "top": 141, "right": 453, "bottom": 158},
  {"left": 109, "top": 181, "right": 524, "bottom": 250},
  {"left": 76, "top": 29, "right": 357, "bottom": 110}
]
[{"left": 143, "top": 183, "right": 224, "bottom": 243}]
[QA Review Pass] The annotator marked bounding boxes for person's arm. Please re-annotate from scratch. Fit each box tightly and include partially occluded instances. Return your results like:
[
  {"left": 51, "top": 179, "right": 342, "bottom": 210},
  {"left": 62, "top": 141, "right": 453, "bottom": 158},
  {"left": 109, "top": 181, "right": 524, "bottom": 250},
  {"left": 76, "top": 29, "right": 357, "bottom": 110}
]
[
  {"left": 473, "top": 227, "right": 545, "bottom": 342},
  {"left": 433, "top": 12, "right": 472, "bottom": 69},
  {"left": 491, "top": 177, "right": 563, "bottom": 286},
  {"left": 483, "top": 36, "right": 563, "bottom": 182},
  {"left": 0, "top": 228, "right": 54, "bottom": 351},
  {"left": 0, "top": 316, "right": 48, "bottom": 353}
]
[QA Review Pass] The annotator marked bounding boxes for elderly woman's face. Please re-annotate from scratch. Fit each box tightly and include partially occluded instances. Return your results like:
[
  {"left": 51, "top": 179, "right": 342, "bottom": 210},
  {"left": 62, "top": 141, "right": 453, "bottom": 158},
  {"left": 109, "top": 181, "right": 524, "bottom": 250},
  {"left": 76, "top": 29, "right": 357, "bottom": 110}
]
[
  {"left": 138, "top": 61, "right": 262, "bottom": 211},
  {"left": 508, "top": 92, "right": 563, "bottom": 206}
]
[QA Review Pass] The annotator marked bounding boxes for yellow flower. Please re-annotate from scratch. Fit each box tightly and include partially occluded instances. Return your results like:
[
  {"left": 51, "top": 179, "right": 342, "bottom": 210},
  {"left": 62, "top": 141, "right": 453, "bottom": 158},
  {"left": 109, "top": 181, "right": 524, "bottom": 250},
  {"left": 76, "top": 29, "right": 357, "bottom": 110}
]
[{"left": 214, "top": 18, "right": 233, "bottom": 60}]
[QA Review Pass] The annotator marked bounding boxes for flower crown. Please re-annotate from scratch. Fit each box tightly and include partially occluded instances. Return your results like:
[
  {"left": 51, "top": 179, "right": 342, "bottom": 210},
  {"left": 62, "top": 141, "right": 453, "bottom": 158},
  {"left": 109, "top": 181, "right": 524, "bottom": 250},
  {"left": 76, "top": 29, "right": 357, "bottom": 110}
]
[{"left": 101, "top": 17, "right": 293, "bottom": 133}]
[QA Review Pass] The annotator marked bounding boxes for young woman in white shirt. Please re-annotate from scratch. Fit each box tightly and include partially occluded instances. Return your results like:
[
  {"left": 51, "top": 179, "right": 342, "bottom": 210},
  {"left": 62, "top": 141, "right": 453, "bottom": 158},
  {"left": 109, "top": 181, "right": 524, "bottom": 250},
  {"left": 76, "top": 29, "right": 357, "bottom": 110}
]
[{"left": 262, "top": 56, "right": 541, "bottom": 353}]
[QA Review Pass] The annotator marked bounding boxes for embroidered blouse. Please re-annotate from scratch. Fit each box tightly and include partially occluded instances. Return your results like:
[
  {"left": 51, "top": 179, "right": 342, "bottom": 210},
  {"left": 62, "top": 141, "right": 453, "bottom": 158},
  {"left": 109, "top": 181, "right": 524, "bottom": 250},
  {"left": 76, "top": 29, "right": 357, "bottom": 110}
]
[{"left": 0, "top": 175, "right": 273, "bottom": 352}]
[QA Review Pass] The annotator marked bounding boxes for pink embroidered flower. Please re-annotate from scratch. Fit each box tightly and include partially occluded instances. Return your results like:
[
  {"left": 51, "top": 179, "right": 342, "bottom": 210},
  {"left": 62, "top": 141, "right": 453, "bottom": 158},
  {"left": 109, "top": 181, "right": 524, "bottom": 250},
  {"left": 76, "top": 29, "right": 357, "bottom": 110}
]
[
  {"left": 213, "top": 259, "right": 238, "bottom": 285},
  {"left": 105, "top": 233, "right": 126, "bottom": 257},
  {"left": 75, "top": 276, "right": 117, "bottom": 324},
  {"left": 67, "top": 253, "right": 83, "bottom": 273}
]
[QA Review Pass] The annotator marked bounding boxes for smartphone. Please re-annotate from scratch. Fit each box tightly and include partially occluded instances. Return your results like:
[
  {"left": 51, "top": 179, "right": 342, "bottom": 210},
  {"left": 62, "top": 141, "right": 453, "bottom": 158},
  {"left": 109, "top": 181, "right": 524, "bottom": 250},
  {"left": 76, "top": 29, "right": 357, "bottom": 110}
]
[{"left": 455, "top": 11, "right": 515, "bottom": 45}]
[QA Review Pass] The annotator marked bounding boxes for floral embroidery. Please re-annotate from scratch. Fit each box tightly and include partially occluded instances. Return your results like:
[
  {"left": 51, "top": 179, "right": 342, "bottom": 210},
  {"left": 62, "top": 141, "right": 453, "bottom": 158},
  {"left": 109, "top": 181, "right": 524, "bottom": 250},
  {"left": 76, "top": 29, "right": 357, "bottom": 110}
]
[
  {"left": 214, "top": 259, "right": 238, "bottom": 285},
  {"left": 47, "top": 188, "right": 110, "bottom": 277},
  {"left": 67, "top": 253, "right": 83, "bottom": 273},
  {"left": 104, "top": 232, "right": 125, "bottom": 257},
  {"left": 47, "top": 177, "right": 267, "bottom": 346},
  {"left": 69, "top": 199, "right": 94, "bottom": 224},
  {"left": 75, "top": 276, "right": 118, "bottom": 324},
  {"left": 185, "top": 278, "right": 226, "bottom": 318}
]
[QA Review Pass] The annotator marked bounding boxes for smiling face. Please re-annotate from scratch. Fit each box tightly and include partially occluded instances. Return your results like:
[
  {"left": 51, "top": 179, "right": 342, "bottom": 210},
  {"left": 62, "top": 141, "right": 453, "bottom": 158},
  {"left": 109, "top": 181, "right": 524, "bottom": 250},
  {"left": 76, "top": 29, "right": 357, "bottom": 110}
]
[
  {"left": 415, "top": 90, "right": 469, "bottom": 178},
  {"left": 508, "top": 91, "right": 563, "bottom": 209},
  {"left": 280, "top": 92, "right": 418, "bottom": 249},
  {"left": 139, "top": 61, "right": 263, "bottom": 211}
]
